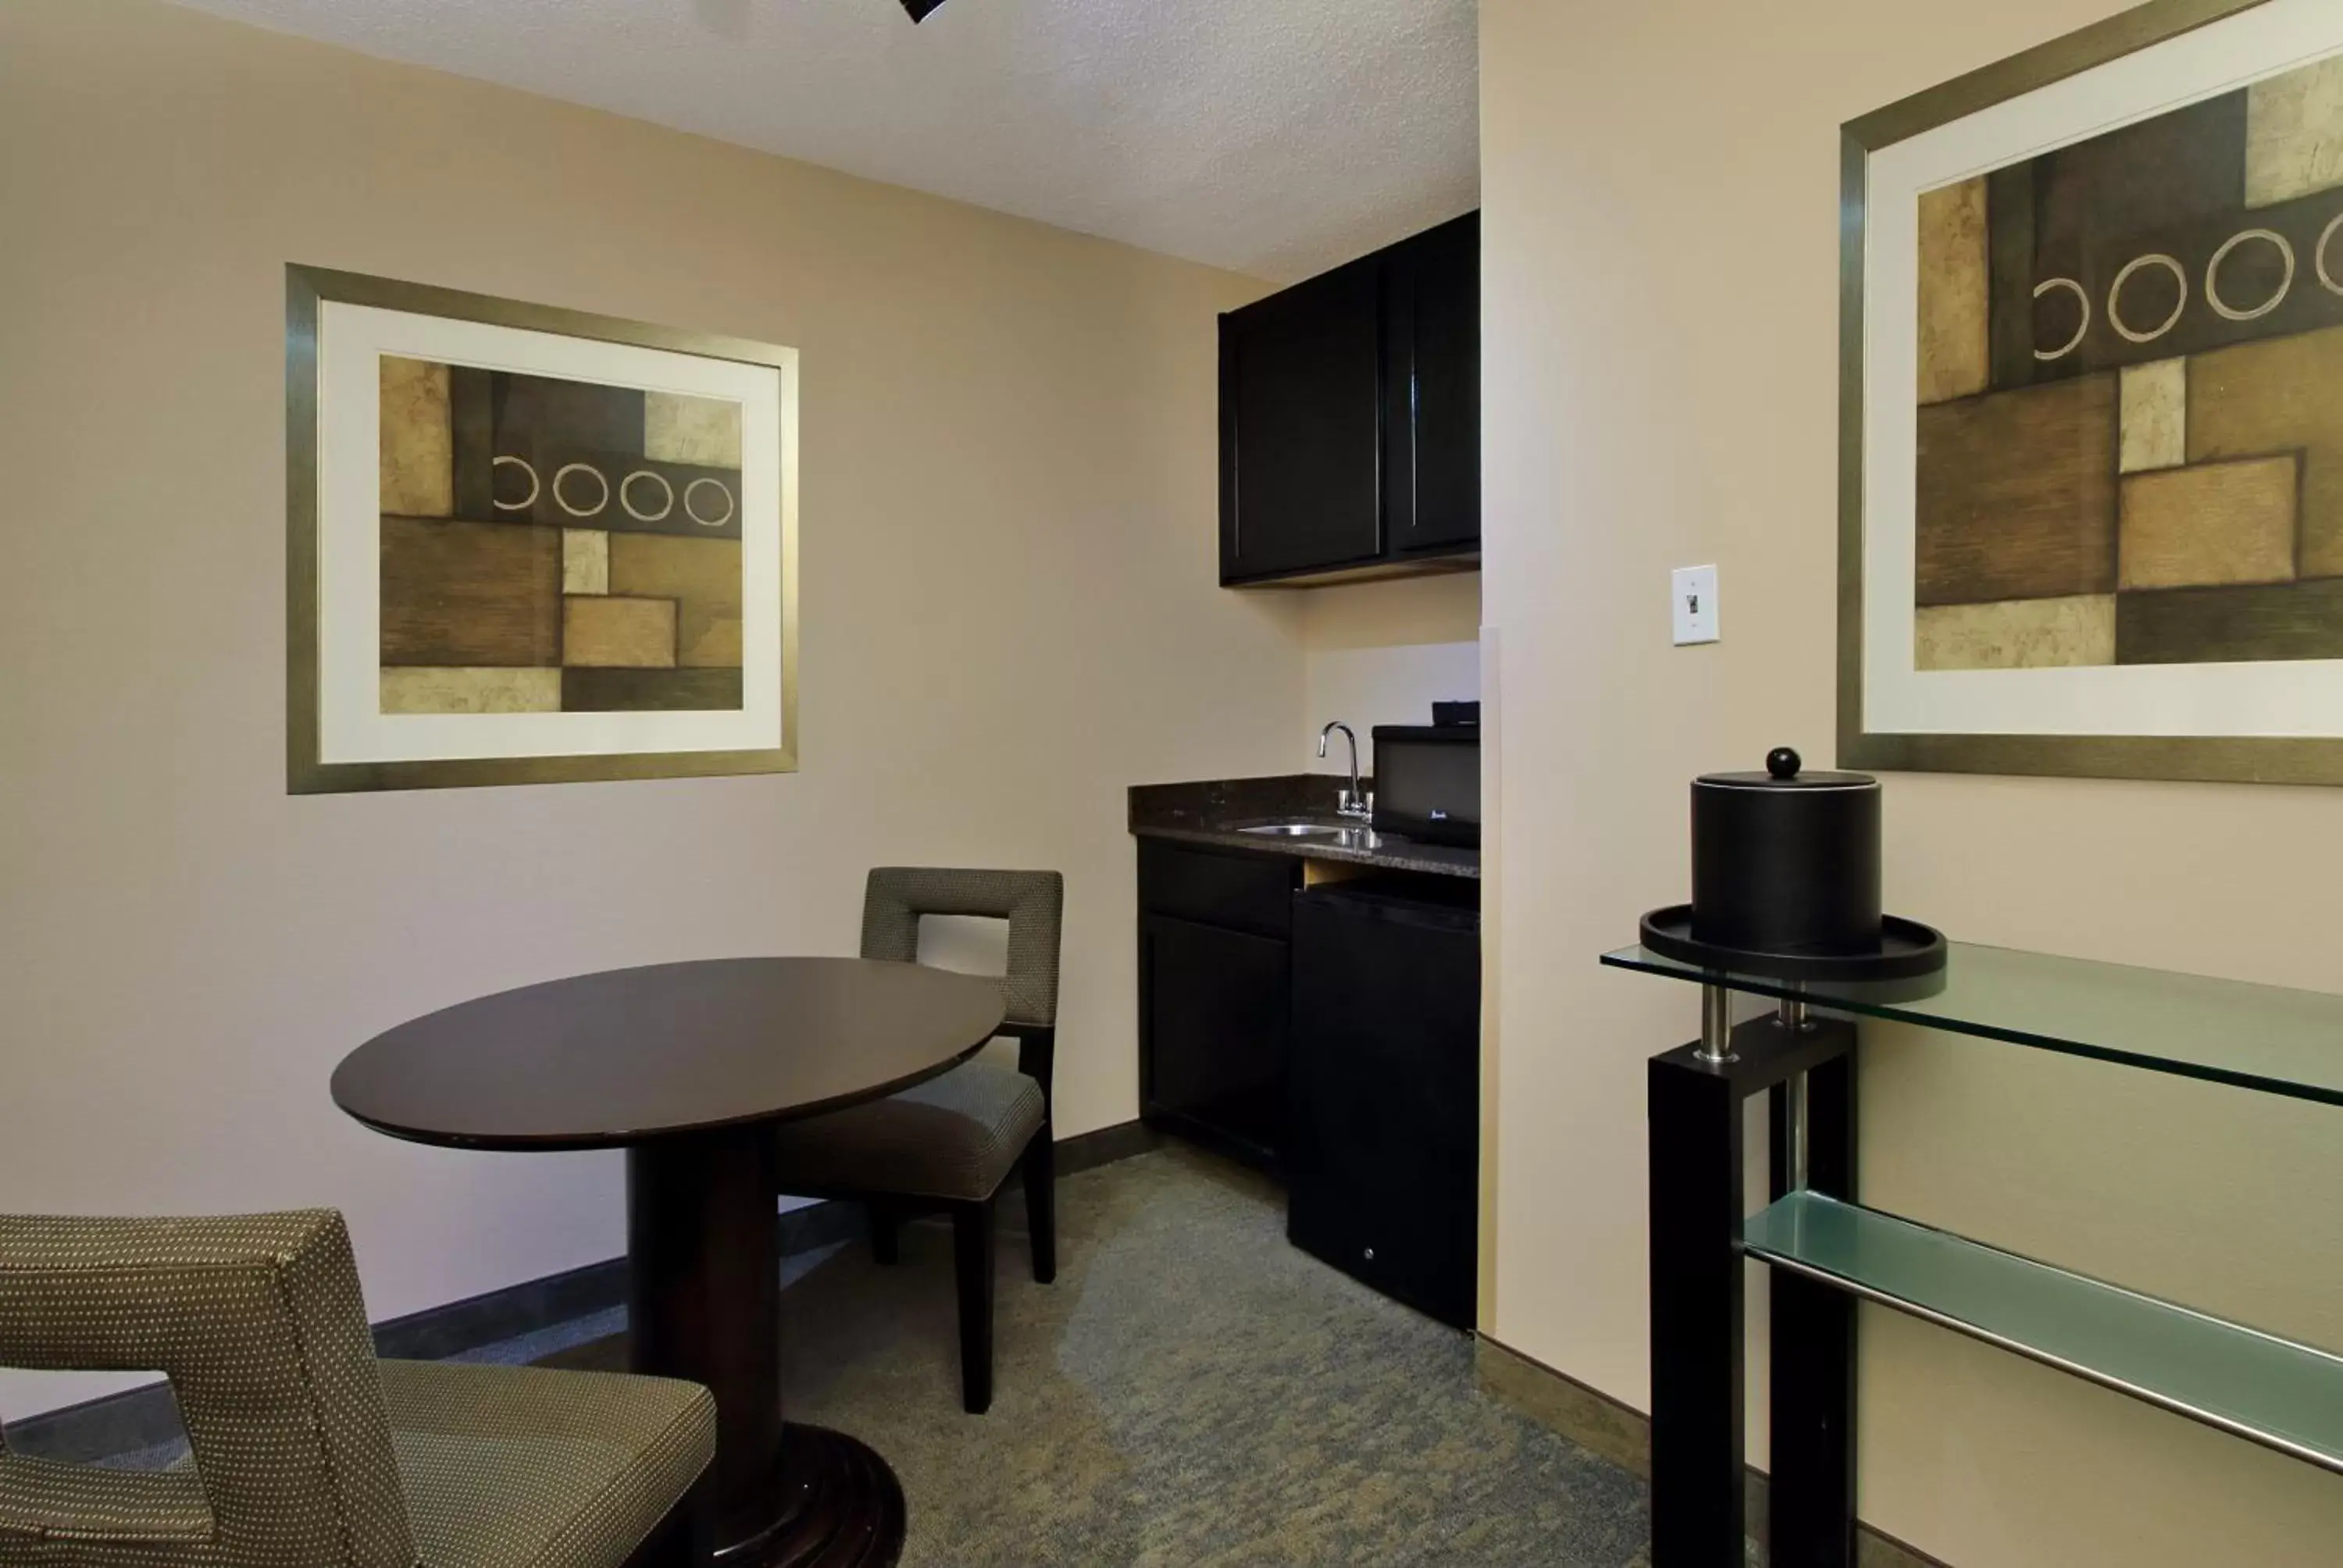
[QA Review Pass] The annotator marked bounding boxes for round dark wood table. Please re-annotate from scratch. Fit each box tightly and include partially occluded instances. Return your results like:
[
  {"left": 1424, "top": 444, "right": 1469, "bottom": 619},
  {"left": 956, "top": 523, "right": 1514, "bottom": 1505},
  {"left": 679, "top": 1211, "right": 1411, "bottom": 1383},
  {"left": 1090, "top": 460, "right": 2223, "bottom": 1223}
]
[{"left": 331, "top": 957, "right": 1006, "bottom": 1568}]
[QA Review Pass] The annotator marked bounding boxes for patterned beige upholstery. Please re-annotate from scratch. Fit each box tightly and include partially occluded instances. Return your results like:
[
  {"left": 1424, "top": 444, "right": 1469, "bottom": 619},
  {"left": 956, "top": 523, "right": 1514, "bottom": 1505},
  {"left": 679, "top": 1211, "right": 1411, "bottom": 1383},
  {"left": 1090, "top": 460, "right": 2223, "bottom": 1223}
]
[
  {"left": 778, "top": 868, "right": 1069, "bottom": 1413},
  {"left": 381, "top": 1361, "right": 711, "bottom": 1568},
  {"left": 0, "top": 1211, "right": 416, "bottom": 1567},
  {"left": 0, "top": 1211, "right": 714, "bottom": 1568},
  {"left": 768, "top": 1060, "right": 1045, "bottom": 1203},
  {"left": 772, "top": 868, "right": 1064, "bottom": 1203},
  {"left": 858, "top": 868, "right": 1063, "bottom": 1028}
]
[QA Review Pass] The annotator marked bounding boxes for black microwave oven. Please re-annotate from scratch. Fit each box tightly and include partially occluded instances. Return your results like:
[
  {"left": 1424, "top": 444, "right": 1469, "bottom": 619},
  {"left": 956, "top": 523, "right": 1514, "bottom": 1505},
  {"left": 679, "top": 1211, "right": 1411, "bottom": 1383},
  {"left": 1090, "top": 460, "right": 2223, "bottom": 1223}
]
[{"left": 1371, "top": 724, "right": 1480, "bottom": 847}]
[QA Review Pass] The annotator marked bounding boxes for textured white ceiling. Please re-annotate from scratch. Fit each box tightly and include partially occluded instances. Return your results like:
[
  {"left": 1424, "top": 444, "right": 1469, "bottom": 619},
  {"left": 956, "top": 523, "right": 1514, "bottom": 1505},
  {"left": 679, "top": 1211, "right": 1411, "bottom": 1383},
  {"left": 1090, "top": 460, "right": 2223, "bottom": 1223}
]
[{"left": 167, "top": 0, "right": 1479, "bottom": 281}]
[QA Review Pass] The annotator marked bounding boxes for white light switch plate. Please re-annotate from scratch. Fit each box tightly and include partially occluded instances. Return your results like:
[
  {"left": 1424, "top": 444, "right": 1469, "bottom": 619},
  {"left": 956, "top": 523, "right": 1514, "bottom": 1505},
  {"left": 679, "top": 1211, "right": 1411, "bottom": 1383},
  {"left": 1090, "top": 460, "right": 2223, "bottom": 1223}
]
[{"left": 1672, "top": 565, "right": 1719, "bottom": 645}]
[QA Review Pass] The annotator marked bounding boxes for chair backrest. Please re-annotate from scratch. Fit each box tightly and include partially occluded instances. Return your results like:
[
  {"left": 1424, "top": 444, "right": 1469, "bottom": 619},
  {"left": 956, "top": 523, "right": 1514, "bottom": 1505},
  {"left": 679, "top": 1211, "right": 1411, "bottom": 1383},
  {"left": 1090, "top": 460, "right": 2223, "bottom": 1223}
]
[
  {"left": 860, "top": 868, "right": 1065, "bottom": 1030},
  {"left": 0, "top": 1210, "right": 416, "bottom": 1568}
]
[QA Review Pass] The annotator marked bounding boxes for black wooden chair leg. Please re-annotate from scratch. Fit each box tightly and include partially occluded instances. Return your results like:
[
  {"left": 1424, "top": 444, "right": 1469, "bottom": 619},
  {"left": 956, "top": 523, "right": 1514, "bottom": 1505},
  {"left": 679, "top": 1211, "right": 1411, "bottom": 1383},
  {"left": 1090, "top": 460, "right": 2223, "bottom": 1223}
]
[
  {"left": 1021, "top": 1129, "right": 1057, "bottom": 1285},
  {"left": 952, "top": 1198, "right": 995, "bottom": 1415},
  {"left": 870, "top": 1203, "right": 899, "bottom": 1266}
]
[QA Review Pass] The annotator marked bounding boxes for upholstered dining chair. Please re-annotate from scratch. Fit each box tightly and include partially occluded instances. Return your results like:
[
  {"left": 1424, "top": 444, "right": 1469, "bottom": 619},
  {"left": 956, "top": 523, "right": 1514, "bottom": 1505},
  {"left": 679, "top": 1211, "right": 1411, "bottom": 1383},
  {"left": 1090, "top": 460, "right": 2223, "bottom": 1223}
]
[
  {"left": 0, "top": 1209, "right": 714, "bottom": 1568},
  {"left": 769, "top": 868, "right": 1064, "bottom": 1416}
]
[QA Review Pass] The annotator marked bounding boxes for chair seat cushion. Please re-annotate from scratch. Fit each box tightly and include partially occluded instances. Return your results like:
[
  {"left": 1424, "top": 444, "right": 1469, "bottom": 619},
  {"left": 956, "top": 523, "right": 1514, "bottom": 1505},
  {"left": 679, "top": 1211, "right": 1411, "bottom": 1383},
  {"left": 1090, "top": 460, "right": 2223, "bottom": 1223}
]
[
  {"left": 770, "top": 1059, "right": 1044, "bottom": 1203},
  {"left": 379, "top": 1359, "right": 713, "bottom": 1568}
]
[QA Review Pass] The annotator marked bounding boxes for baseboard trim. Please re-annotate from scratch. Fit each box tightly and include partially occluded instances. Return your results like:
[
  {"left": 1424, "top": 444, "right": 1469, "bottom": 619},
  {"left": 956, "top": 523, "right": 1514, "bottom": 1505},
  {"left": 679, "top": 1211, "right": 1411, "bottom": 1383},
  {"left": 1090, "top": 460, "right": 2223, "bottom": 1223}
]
[
  {"left": 1473, "top": 1336, "right": 1953, "bottom": 1568},
  {"left": 1055, "top": 1117, "right": 1162, "bottom": 1177},
  {"left": 4, "top": 1118, "right": 1160, "bottom": 1463},
  {"left": 2, "top": 1381, "right": 190, "bottom": 1465},
  {"left": 373, "top": 1255, "right": 628, "bottom": 1362}
]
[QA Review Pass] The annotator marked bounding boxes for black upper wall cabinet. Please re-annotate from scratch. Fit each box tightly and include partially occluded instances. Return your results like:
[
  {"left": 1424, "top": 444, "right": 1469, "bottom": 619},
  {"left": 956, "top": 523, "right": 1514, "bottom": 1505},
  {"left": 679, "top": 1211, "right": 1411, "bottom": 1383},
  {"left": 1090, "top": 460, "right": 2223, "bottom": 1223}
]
[{"left": 1218, "top": 212, "right": 1480, "bottom": 586}]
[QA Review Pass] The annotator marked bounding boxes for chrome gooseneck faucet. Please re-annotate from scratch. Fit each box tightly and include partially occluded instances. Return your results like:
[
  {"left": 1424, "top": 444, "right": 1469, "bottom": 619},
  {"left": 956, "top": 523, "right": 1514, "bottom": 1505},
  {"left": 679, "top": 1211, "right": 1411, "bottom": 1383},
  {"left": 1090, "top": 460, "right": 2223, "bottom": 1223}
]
[{"left": 1318, "top": 721, "right": 1372, "bottom": 821}]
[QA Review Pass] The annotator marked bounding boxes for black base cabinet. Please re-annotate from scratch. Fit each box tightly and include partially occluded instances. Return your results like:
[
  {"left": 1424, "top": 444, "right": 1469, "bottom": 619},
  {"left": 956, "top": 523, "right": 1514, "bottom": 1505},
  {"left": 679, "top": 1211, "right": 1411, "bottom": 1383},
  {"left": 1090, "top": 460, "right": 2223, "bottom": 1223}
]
[
  {"left": 1136, "top": 839, "right": 1482, "bottom": 1329},
  {"left": 1137, "top": 839, "right": 1303, "bottom": 1171},
  {"left": 1286, "top": 878, "right": 1480, "bottom": 1329},
  {"left": 1142, "top": 914, "right": 1289, "bottom": 1163}
]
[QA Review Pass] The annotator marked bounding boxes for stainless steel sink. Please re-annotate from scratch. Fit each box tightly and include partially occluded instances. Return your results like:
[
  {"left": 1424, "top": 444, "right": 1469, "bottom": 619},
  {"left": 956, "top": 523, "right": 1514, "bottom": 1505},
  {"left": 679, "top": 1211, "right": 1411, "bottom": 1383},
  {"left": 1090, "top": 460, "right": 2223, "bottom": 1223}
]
[{"left": 1232, "top": 819, "right": 1371, "bottom": 843}]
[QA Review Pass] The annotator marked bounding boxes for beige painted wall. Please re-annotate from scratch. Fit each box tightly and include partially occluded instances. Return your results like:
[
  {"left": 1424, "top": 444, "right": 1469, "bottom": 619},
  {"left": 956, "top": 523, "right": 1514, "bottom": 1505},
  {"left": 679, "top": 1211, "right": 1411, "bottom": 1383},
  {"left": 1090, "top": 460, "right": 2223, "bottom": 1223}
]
[
  {"left": 1482, "top": 1, "right": 2343, "bottom": 1562},
  {"left": 1300, "top": 574, "right": 1482, "bottom": 771},
  {"left": 0, "top": 0, "right": 1309, "bottom": 1419}
]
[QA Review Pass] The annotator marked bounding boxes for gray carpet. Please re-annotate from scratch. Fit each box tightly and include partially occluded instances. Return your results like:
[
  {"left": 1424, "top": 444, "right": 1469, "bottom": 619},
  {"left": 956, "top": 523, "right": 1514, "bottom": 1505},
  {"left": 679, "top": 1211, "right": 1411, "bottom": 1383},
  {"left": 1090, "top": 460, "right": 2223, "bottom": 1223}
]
[
  {"left": 557, "top": 1145, "right": 1655, "bottom": 1566},
  {"left": 95, "top": 1146, "right": 1675, "bottom": 1563}
]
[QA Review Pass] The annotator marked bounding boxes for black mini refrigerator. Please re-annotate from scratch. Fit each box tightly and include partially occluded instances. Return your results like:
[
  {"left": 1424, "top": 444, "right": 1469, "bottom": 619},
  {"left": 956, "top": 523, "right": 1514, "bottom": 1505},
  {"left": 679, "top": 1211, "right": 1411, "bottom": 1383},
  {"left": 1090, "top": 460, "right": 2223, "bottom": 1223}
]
[{"left": 1287, "top": 876, "right": 1480, "bottom": 1329}]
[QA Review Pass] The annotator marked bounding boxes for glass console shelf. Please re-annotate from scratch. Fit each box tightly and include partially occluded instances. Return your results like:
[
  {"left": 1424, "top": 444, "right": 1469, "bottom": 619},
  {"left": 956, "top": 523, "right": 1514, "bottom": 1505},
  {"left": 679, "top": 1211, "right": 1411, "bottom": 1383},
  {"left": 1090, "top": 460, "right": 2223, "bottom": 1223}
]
[
  {"left": 1745, "top": 1191, "right": 2343, "bottom": 1476},
  {"left": 1603, "top": 939, "right": 2343, "bottom": 1107},
  {"left": 1618, "top": 936, "right": 2343, "bottom": 1556}
]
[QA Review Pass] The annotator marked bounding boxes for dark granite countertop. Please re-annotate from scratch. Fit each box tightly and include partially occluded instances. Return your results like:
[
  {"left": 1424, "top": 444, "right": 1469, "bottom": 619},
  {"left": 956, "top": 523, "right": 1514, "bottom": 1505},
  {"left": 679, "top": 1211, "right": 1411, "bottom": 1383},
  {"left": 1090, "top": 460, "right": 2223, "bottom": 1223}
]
[{"left": 1129, "top": 775, "right": 1479, "bottom": 880}]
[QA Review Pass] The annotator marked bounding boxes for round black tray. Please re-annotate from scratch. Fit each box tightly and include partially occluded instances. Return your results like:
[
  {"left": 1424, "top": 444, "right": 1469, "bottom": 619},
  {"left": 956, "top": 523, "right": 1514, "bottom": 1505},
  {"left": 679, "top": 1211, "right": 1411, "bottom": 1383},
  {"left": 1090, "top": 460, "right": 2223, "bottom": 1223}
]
[{"left": 1639, "top": 904, "right": 1948, "bottom": 982}]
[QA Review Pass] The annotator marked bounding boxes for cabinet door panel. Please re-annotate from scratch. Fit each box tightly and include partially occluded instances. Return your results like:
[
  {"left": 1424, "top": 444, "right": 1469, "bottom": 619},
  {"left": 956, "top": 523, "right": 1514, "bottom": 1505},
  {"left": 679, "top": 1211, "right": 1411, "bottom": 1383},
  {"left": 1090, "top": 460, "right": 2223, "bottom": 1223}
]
[
  {"left": 1137, "top": 837, "right": 1297, "bottom": 938},
  {"left": 1141, "top": 913, "right": 1289, "bottom": 1163},
  {"left": 1220, "top": 264, "right": 1383, "bottom": 581},
  {"left": 1388, "top": 213, "right": 1481, "bottom": 554}
]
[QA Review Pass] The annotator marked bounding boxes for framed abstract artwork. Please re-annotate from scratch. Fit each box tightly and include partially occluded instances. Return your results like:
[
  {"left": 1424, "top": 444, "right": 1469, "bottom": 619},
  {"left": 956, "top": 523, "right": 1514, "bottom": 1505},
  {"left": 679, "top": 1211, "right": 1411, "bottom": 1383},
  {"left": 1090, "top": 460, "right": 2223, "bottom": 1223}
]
[
  {"left": 286, "top": 265, "right": 797, "bottom": 793},
  {"left": 1840, "top": 0, "right": 2343, "bottom": 784}
]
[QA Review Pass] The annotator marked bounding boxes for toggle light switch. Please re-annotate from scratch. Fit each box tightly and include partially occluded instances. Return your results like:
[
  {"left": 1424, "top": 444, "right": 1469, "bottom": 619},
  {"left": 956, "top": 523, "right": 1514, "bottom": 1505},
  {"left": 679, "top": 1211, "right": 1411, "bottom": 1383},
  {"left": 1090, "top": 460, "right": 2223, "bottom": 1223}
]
[{"left": 1672, "top": 564, "right": 1719, "bottom": 646}]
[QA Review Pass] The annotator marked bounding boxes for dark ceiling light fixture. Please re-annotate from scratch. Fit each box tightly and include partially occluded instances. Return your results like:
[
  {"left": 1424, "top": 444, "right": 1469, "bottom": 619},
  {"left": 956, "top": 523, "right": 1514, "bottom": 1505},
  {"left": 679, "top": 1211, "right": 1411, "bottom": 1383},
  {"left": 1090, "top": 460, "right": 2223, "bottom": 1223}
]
[{"left": 900, "top": 0, "right": 952, "bottom": 20}]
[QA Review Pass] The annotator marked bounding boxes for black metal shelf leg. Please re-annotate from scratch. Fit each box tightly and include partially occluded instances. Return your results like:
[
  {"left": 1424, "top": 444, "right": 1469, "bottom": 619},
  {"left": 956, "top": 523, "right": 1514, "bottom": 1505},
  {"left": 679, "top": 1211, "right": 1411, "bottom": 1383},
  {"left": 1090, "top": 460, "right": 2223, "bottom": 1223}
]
[
  {"left": 1649, "top": 1033, "right": 1748, "bottom": 1563},
  {"left": 1770, "top": 1046, "right": 1857, "bottom": 1567},
  {"left": 1649, "top": 1003, "right": 1859, "bottom": 1566}
]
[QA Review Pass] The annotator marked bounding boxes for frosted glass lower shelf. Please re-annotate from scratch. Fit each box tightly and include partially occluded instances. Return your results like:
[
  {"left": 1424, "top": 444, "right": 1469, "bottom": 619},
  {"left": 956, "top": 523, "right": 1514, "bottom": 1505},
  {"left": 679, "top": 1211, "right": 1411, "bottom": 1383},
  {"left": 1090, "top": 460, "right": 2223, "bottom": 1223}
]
[{"left": 1742, "top": 1192, "right": 2343, "bottom": 1476}]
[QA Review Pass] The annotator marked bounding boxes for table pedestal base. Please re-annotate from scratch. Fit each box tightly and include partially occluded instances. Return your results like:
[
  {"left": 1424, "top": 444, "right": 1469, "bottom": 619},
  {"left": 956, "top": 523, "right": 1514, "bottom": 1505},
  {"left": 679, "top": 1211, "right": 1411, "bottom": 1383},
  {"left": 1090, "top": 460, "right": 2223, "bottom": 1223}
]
[
  {"left": 629, "top": 1129, "right": 908, "bottom": 1568},
  {"left": 713, "top": 1425, "right": 906, "bottom": 1567}
]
